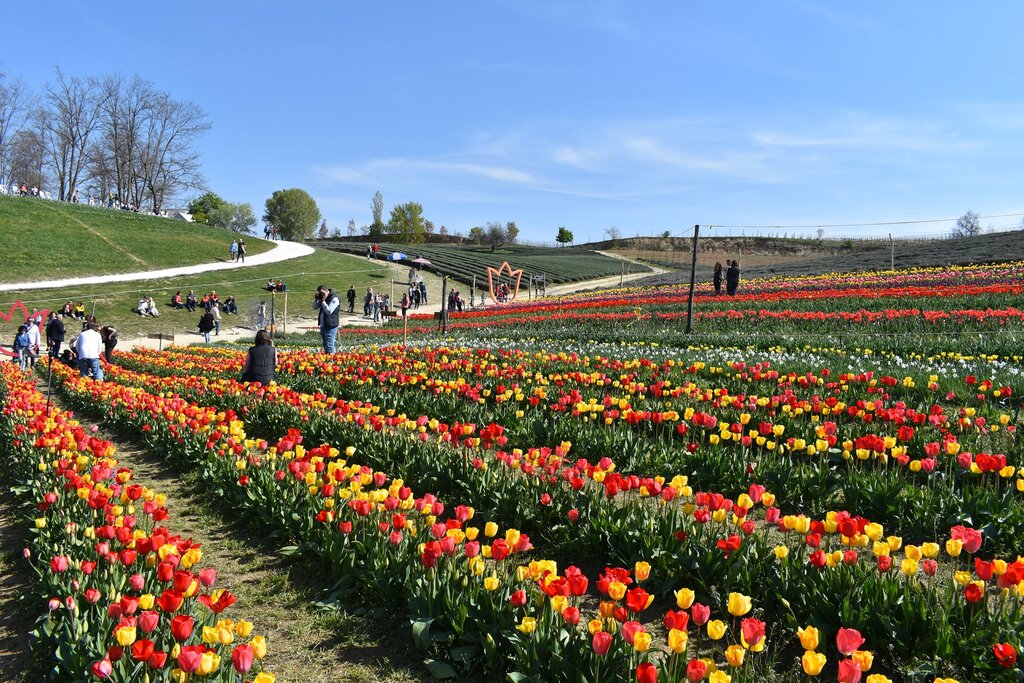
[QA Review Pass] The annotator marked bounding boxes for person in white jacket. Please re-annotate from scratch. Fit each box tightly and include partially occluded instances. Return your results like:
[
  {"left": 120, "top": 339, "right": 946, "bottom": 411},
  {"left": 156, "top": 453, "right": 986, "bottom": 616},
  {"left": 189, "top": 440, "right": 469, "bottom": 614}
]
[{"left": 75, "top": 323, "right": 104, "bottom": 381}]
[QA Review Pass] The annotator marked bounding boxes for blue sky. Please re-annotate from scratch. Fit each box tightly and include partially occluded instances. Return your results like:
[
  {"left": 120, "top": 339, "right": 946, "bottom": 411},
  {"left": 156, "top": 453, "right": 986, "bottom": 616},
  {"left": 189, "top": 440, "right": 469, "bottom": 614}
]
[{"left": 6, "top": 1, "right": 1024, "bottom": 242}]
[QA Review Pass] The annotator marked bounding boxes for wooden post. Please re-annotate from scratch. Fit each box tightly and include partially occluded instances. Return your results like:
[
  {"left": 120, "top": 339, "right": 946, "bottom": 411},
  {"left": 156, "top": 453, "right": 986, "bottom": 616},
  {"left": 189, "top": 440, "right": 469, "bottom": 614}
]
[
  {"left": 403, "top": 312, "right": 408, "bottom": 346},
  {"left": 620, "top": 262, "right": 624, "bottom": 287},
  {"left": 685, "top": 224, "right": 700, "bottom": 334},
  {"left": 889, "top": 233, "right": 895, "bottom": 270},
  {"left": 269, "top": 290, "right": 276, "bottom": 340},
  {"left": 282, "top": 291, "right": 288, "bottom": 335},
  {"left": 440, "top": 275, "right": 448, "bottom": 333}
]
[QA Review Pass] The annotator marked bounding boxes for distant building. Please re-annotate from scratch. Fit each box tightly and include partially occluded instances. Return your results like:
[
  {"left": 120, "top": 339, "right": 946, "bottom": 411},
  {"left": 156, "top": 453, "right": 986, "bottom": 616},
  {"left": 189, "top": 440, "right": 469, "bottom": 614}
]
[{"left": 161, "top": 208, "right": 193, "bottom": 222}]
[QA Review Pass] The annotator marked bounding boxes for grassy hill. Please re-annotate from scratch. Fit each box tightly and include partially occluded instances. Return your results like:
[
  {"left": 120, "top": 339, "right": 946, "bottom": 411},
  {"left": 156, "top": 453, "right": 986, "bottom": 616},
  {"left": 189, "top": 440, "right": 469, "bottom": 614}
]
[
  {"left": 0, "top": 249, "right": 406, "bottom": 341},
  {"left": 0, "top": 194, "right": 273, "bottom": 284},
  {"left": 315, "top": 240, "right": 649, "bottom": 286},
  {"left": 616, "top": 231, "right": 1024, "bottom": 286}
]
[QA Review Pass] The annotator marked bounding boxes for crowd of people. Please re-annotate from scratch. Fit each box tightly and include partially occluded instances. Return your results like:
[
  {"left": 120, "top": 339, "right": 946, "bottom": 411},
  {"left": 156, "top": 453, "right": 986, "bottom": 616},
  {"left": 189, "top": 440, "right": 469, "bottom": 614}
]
[{"left": 10, "top": 310, "right": 116, "bottom": 382}]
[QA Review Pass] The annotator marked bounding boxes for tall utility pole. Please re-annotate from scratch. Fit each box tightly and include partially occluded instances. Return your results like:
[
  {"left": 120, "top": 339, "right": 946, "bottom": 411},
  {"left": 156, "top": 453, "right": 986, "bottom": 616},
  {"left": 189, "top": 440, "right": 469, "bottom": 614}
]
[{"left": 685, "top": 224, "right": 700, "bottom": 333}]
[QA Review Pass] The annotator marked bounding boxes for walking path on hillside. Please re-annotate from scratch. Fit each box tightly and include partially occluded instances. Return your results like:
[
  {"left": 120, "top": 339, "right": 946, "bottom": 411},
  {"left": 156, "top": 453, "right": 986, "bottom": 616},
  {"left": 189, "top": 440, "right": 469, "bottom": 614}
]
[{"left": 0, "top": 240, "right": 315, "bottom": 292}]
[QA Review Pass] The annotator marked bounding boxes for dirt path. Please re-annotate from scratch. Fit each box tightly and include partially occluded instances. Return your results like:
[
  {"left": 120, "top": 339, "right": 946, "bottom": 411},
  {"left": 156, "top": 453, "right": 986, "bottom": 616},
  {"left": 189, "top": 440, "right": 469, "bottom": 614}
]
[
  {"left": 40, "top": 382, "right": 426, "bottom": 683},
  {"left": 0, "top": 482, "right": 44, "bottom": 683}
]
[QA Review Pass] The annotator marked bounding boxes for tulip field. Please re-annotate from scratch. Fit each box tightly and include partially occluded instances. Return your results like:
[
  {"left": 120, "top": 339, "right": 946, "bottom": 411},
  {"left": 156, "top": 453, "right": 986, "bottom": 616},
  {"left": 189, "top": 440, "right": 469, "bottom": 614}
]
[{"left": 2, "top": 261, "right": 1023, "bottom": 682}]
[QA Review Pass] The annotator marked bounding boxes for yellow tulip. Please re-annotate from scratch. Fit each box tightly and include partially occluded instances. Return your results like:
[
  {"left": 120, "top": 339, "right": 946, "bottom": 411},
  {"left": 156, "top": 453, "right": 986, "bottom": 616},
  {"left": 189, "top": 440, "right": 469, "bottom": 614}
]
[
  {"left": 709, "top": 671, "right": 732, "bottom": 683},
  {"left": 668, "top": 628, "right": 688, "bottom": 653},
  {"left": 608, "top": 581, "right": 626, "bottom": 601},
  {"left": 634, "top": 561, "right": 651, "bottom": 582},
  {"left": 707, "top": 619, "right": 727, "bottom": 640},
  {"left": 483, "top": 576, "right": 499, "bottom": 591},
  {"left": 251, "top": 635, "right": 267, "bottom": 659},
  {"left": 633, "top": 631, "right": 652, "bottom": 652},
  {"left": 774, "top": 546, "right": 789, "bottom": 559},
  {"left": 901, "top": 558, "right": 919, "bottom": 576},
  {"left": 797, "top": 625, "right": 819, "bottom": 651},
  {"left": 587, "top": 619, "right": 603, "bottom": 635},
  {"left": 675, "top": 587, "right": 695, "bottom": 609},
  {"left": 235, "top": 619, "right": 254, "bottom": 637},
  {"left": 852, "top": 650, "right": 874, "bottom": 672},
  {"left": 515, "top": 617, "right": 537, "bottom": 634},
  {"left": 866, "top": 675, "right": 893, "bottom": 683},
  {"left": 727, "top": 592, "right": 752, "bottom": 617},
  {"left": 802, "top": 650, "right": 827, "bottom": 675},
  {"left": 945, "top": 539, "right": 963, "bottom": 557},
  {"left": 484, "top": 522, "right": 498, "bottom": 538},
  {"left": 114, "top": 625, "right": 136, "bottom": 647},
  {"left": 725, "top": 644, "right": 746, "bottom": 667}
]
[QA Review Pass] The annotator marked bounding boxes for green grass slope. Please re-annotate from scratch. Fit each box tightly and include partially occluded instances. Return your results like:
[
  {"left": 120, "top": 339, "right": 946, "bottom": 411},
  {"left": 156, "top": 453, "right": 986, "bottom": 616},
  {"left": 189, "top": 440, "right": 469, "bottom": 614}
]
[
  {"left": 0, "top": 249, "right": 401, "bottom": 340},
  {"left": 316, "top": 240, "right": 649, "bottom": 285},
  {"left": 0, "top": 194, "right": 273, "bottom": 284}
]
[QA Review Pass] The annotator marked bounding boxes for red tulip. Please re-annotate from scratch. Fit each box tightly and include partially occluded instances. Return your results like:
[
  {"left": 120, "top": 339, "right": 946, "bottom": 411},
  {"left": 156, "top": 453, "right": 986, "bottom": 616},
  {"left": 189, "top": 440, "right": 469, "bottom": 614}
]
[
  {"left": 836, "top": 627, "right": 865, "bottom": 656},
  {"left": 837, "top": 658, "right": 863, "bottom": 683},
  {"left": 636, "top": 662, "right": 658, "bottom": 683},
  {"left": 592, "top": 631, "right": 612, "bottom": 656},
  {"left": 994, "top": 642, "right": 1017, "bottom": 668},
  {"left": 686, "top": 658, "right": 708, "bottom": 682},
  {"left": 690, "top": 602, "right": 711, "bottom": 626},
  {"left": 130, "top": 639, "right": 155, "bottom": 662},
  {"left": 177, "top": 645, "right": 204, "bottom": 673},
  {"left": 170, "top": 614, "right": 194, "bottom": 641},
  {"left": 232, "top": 643, "right": 255, "bottom": 673}
]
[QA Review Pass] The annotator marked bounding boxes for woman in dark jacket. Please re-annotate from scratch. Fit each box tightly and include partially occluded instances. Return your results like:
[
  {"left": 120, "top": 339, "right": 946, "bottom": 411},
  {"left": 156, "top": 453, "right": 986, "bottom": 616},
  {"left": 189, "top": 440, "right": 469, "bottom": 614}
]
[
  {"left": 198, "top": 310, "right": 216, "bottom": 343},
  {"left": 713, "top": 262, "right": 723, "bottom": 294},
  {"left": 726, "top": 260, "right": 740, "bottom": 296},
  {"left": 240, "top": 330, "right": 277, "bottom": 384},
  {"left": 46, "top": 312, "right": 66, "bottom": 358}
]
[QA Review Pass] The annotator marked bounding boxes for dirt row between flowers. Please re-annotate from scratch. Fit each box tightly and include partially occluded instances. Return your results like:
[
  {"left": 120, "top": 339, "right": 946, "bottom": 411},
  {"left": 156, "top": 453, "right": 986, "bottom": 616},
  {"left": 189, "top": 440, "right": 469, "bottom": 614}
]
[
  {"left": 0, "top": 477, "right": 46, "bottom": 682},
  {"left": 28, "top": 377, "right": 428, "bottom": 683}
]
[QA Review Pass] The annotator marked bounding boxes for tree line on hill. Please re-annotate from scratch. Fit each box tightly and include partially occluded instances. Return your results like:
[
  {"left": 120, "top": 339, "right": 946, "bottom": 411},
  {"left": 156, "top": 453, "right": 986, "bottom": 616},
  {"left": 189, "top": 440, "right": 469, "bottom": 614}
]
[{"left": 0, "top": 68, "right": 208, "bottom": 214}]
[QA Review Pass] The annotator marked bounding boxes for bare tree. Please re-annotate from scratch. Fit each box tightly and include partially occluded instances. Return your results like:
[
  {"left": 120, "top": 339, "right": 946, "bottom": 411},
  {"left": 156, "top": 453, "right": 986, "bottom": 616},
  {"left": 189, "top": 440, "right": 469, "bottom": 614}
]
[
  {"left": 0, "top": 71, "right": 31, "bottom": 186},
  {"left": 7, "top": 128, "right": 46, "bottom": 190},
  {"left": 134, "top": 93, "right": 209, "bottom": 212},
  {"left": 97, "top": 73, "right": 155, "bottom": 206},
  {"left": 346, "top": 218, "right": 358, "bottom": 237},
  {"left": 953, "top": 210, "right": 981, "bottom": 238},
  {"left": 41, "top": 68, "right": 105, "bottom": 200},
  {"left": 605, "top": 226, "right": 621, "bottom": 241}
]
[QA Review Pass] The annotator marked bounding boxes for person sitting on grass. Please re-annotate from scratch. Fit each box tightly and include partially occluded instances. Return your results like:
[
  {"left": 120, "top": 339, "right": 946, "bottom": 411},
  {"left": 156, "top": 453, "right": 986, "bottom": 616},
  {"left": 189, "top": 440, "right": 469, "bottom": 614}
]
[
  {"left": 171, "top": 291, "right": 184, "bottom": 309},
  {"left": 74, "top": 302, "right": 86, "bottom": 319},
  {"left": 200, "top": 293, "right": 211, "bottom": 311},
  {"left": 266, "top": 278, "right": 276, "bottom": 291},
  {"left": 147, "top": 297, "right": 160, "bottom": 317},
  {"left": 276, "top": 280, "right": 287, "bottom": 292},
  {"left": 223, "top": 296, "right": 238, "bottom": 315},
  {"left": 186, "top": 290, "right": 198, "bottom": 312},
  {"left": 137, "top": 298, "right": 150, "bottom": 316}
]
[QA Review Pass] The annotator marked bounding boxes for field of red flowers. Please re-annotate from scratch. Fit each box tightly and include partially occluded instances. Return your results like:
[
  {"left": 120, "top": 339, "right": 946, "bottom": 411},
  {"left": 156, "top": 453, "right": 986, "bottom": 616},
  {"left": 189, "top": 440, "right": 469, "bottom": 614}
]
[{"left": 1, "top": 262, "right": 1022, "bottom": 682}]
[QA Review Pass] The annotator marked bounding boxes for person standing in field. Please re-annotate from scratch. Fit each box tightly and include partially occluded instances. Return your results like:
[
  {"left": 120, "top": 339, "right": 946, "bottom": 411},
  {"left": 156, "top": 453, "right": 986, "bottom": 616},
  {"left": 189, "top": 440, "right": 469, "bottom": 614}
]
[
  {"left": 346, "top": 285, "right": 356, "bottom": 314},
  {"left": 12, "top": 325, "right": 31, "bottom": 370},
  {"left": 237, "top": 240, "right": 247, "bottom": 263},
  {"left": 75, "top": 323, "right": 104, "bottom": 381},
  {"left": 198, "top": 308, "right": 216, "bottom": 343},
  {"left": 46, "top": 312, "right": 66, "bottom": 359},
  {"left": 726, "top": 260, "right": 740, "bottom": 296},
  {"left": 257, "top": 301, "right": 267, "bottom": 330},
  {"left": 713, "top": 262, "right": 724, "bottom": 294},
  {"left": 229, "top": 240, "right": 238, "bottom": 261},
  {"left": 314, "top": 285, "right": 341, "bottom": 354}
]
